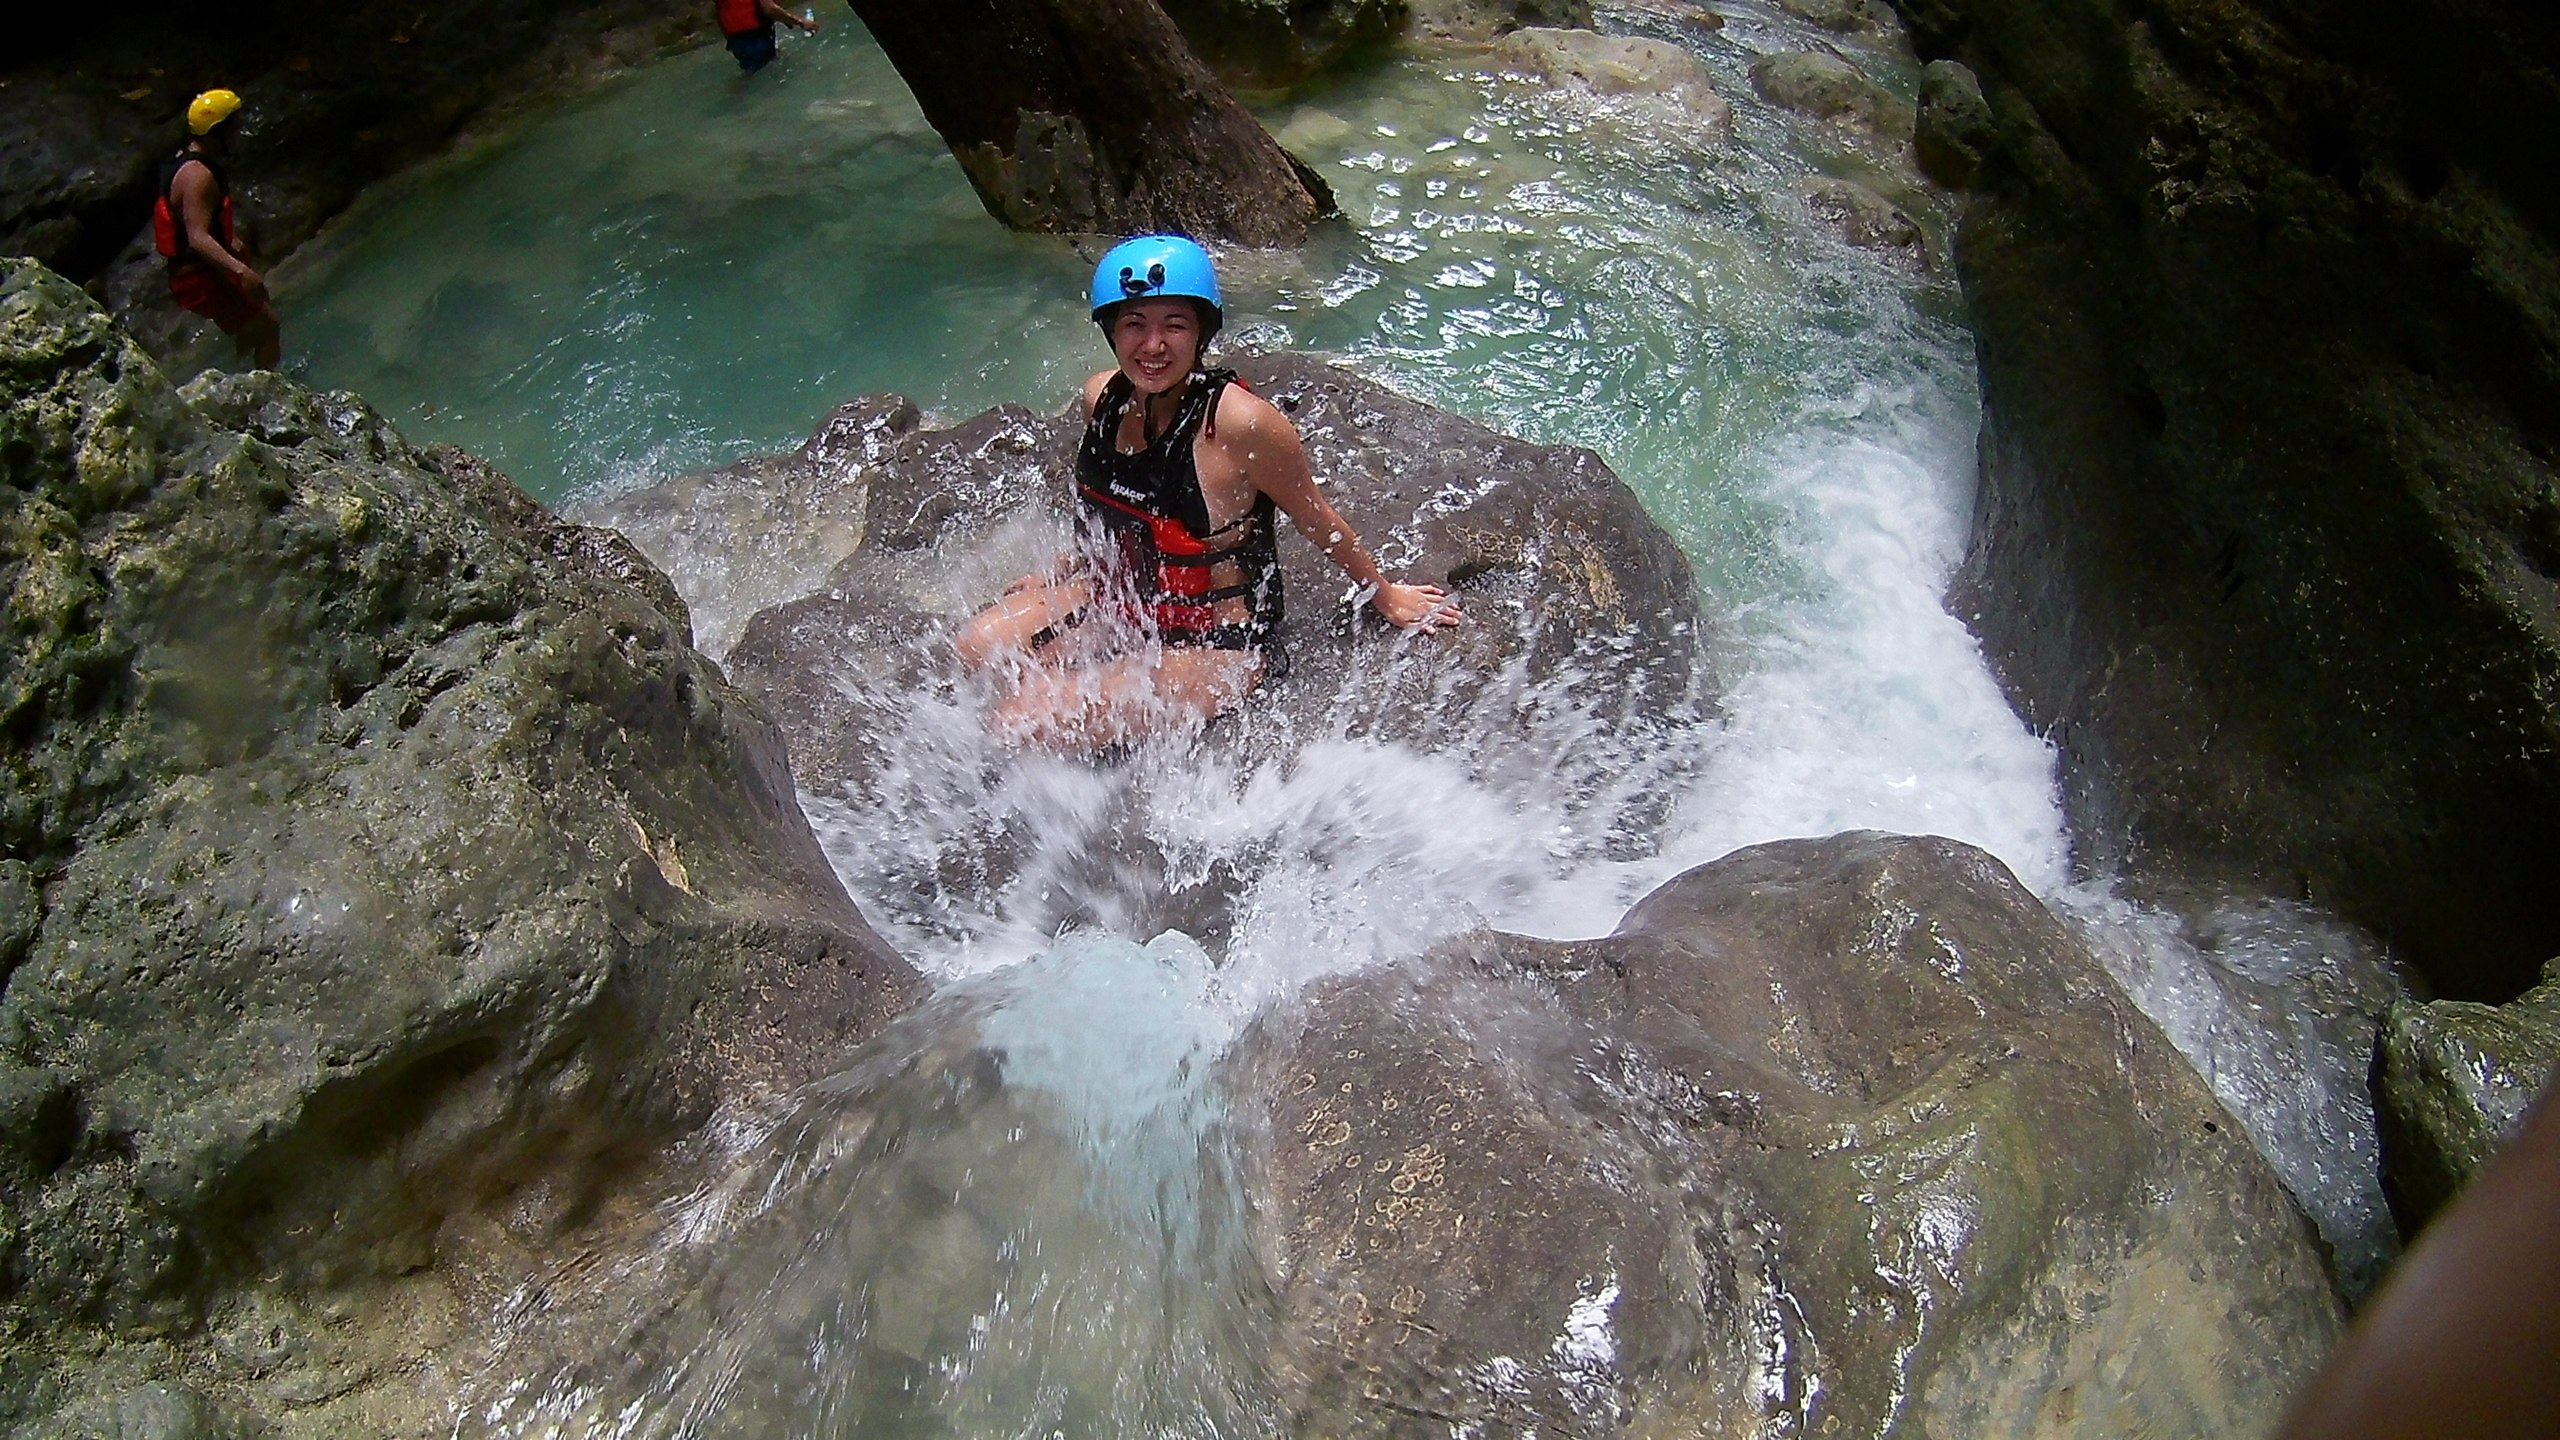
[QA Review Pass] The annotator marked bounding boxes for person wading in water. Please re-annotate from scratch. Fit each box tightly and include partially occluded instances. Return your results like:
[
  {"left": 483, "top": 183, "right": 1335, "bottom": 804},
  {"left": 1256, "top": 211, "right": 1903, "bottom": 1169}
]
[
  {"left": 717, "top": 0, "right": 819, "bottom": 74},
  {"left": 956, "top": 234, "right": 1462, "bottom": 752},
  {"left": 154, "top": 88, "right": 280, "bottom": 369}
]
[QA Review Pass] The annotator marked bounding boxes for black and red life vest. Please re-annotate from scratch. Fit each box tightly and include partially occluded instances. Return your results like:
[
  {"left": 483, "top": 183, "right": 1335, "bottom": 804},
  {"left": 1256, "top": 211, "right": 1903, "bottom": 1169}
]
[
  {"left": 1075, "top": 368, "right": 1284, "bottom": 652},
  {"left": 716, "top": 0, "right": 765, "bottom": 38},
  {"left": 151, "top": 148, "right": 236, "bottom": 271}
]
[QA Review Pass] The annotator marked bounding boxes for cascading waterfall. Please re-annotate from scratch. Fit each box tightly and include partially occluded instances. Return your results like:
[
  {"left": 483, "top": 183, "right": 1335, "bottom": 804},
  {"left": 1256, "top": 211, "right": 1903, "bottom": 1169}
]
[{"left": 281, "top": 1, "right": 2407, "bottom": 1429}]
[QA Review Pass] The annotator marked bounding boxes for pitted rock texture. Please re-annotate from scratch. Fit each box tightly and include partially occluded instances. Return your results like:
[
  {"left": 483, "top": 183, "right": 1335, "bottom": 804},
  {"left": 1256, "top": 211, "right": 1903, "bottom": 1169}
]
[
  {"left": 1230, "top": 831, "right": 2345, "bottom": 1436},
  {"left": 0, "top": 259, "right": 920, "bottom": 1433}
]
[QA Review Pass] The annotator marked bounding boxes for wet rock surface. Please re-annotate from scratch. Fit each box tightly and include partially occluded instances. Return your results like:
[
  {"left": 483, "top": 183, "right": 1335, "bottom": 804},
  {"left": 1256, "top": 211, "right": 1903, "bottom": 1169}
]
[
  {"left": 2375, "top": 959, "right": 2560, "bottom": 1231},
  {"left": 687, "top": 353, "right": 1704, "bottom": 852},
  {"left": 569, "top": 395, "right": 925, "bottom": 660},
  {"left": 1797, "top": 173, "right": 1922, "bottom": 248},
  {"left": 1163, "top": 0, "right": 1412, "bottom": 93},
  {"left": 1896, "top": 0, "right": 2560, "bottom": 999},
  {"left": 0, "top": 260, "right": 921, "bottom": 1433},
  {"left": 1491, "top": 27, "right": 1736, "bottom": 142},
  {"left": 1230, "top": 831, "right": 2346, "bottom": 1436},
  {"left": 846, "top": 0, "right": 1334, "bottom": 244},
  {"left": 1405, "top": 0, "right": 1597, "bottom": 44}
]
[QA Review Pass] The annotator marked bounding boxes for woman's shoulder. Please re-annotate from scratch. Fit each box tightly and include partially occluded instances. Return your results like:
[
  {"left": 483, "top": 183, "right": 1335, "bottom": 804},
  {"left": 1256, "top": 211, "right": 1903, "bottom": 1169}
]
[
  {"left": 1080, "top": 368, "right": 1117, "bottom": 409},
  {"left": 1210, "top": 374, "right": 1289, "bottom": 436}
]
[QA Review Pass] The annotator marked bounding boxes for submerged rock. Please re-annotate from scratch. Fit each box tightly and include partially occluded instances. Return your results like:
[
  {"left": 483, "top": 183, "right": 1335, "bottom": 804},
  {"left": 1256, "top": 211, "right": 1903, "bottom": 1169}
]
[
  {"left": 1230, "top": 831, "right": 2345, "bottom": 1435},
  {"left": 1748, "top": 50, "right": 1915, "bottom": 139},
  {"left": 570, "top": 395, "right": 924, "bottom": 659},
  {"left": 1797, "top": 173, "right": 1922, "bottom": 248},
  {"left": 846, "top": 0, "right": 1332, "bottom": 244},
  {"left": 0, "top": 259, "right": 920, "bottom": 1431},
  {"left": 1407, "top": 0, "right": 1597, "bottom": 43},
  {"left": 706, "top": 351, "right": 1706, "bottom": 811},
  {"left": 2375, "top": 959, "right": 2560, "bottom": 1231},
  {"left": 1492, "top": 28, "right": 1735, "bottom": 142},
  {"left": 1777, "top": 0, "right": 1895, "bottom": 34}
]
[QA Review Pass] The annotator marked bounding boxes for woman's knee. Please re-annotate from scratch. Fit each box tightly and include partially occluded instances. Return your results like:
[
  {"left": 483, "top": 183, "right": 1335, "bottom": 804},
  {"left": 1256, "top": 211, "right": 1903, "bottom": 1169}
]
[{"left": 955, "top": 607, "right": 1021, "bottom": 668}]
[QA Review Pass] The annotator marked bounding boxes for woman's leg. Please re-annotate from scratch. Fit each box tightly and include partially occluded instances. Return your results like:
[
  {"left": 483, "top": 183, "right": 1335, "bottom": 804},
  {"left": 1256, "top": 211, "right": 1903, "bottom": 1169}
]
[
  {"left": 991, "top": 646, "right": 1263, "bottom": 752},
  {"left": 955, "top": 578, "right": 1094, "bottom": 669}
]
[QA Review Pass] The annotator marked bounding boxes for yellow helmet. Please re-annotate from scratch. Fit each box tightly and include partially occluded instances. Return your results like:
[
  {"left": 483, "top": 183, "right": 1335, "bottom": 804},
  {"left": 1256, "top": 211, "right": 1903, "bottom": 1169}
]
[{"left": 187, "top": 88, "right": 243, "bottom": 135}]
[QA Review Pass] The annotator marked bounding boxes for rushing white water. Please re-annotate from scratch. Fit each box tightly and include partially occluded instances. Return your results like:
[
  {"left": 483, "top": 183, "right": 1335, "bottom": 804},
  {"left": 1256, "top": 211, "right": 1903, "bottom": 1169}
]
[{"left": 280, "top": 0, "right": 2406, "bottom": 1428}]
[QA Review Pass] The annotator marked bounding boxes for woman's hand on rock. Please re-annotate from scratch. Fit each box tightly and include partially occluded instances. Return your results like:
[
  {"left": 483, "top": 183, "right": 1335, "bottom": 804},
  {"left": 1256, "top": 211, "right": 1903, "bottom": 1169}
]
[{"left": 1374, "top": 580, "right": 1461, "bottom": 631}]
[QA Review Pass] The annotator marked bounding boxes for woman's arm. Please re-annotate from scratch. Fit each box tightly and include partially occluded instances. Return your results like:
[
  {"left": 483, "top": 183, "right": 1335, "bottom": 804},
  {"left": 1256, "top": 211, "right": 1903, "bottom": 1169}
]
[{"left": 1231, "top": 392, "right": 1458, "bottom": 630}]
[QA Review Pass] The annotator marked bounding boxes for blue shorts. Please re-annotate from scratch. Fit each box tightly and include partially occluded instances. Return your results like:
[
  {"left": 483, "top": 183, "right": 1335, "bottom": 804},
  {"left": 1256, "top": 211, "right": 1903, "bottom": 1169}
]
[{"left": 725, "top": 25, "right": 776, "bottom": 72}]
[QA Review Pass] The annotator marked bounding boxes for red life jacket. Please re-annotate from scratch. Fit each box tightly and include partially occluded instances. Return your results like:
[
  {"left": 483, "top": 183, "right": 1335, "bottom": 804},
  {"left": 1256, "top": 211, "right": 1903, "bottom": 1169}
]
[
  {"left": 1074, "top": 369, "right": 1284, "bottom": 649},
  {"left": 152, "top": 150, "right": 236, "bottom": 270},
  {"left": 716, "top": 0, "right": 765, "bottom": 37}
]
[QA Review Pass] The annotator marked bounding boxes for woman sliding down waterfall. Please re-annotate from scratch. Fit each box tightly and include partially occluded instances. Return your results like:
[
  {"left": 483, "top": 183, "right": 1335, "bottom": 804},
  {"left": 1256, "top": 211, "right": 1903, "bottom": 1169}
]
[{"left": 956, "top": 234, "right": 1462, "bottom": 751}]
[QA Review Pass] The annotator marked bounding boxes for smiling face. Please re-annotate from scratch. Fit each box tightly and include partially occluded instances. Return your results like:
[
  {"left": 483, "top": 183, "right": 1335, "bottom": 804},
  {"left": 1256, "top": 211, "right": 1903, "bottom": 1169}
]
[{"left": 1106, "top": 299, "right": 1204, "bottom": 396}]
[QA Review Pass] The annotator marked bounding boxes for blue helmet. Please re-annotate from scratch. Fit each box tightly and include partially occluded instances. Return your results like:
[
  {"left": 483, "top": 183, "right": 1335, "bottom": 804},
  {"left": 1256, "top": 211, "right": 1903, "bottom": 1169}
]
[{"left": 1089, "top": 234, "right": 1223, "bottom": 339}]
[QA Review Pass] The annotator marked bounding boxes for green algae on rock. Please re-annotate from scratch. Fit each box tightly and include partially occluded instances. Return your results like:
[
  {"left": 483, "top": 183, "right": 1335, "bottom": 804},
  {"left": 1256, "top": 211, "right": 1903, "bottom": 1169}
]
[
  {"left": 1232, "top": 832, "right": 2345, "bottom": 1436},
  {"left": 0, "top": 258, "right": 921, "bottom": 1433}
]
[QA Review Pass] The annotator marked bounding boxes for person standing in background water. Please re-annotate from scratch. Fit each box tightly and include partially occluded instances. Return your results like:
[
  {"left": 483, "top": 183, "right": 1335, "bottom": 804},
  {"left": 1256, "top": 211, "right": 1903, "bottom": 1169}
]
[
  {"left": 717, "top": 0, "right": 819, "bottom": 74},
  {"left": 154, "top": 89, "right": 280, "bottom": 370}
]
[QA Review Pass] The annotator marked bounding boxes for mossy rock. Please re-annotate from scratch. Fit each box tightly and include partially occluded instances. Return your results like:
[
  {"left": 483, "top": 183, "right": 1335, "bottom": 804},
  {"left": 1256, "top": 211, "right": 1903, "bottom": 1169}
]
[{"left": 0, "top": 258, "right": 921, "bottom": 1433}]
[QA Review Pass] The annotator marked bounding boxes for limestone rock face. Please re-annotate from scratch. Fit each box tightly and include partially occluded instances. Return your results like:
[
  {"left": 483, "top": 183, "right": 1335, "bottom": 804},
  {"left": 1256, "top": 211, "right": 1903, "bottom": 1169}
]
[
  {"left": 2376, "top": 959, "right": 2560, "bottom": 1230},
  {"left": 0, "top": 260, "right": 921, "bottom": 1430},
  {"left": 1895, "top": 0, "right": 2560, "bottom": 998},
  {"left": 1231, "top": 831, "right": 2345, "bottom": 1436},
  {"left": 708, "top": 352, "right": 1706, "bottom": 807}
]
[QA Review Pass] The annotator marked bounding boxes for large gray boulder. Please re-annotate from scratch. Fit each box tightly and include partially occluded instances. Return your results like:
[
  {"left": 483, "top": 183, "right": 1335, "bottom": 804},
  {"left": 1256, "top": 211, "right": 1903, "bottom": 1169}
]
[
  {"left": 0, "top": 260, "right": 921, "bottom": 1433},
  {"left": 1893, "top": 0, "right": 2560, "bottom": 999},
  {"left": 690, "top": 351, "right": 1706, "bottom": 807},
  {"left": 1231, "top": 832, "right": 2345, "bottom": 1435}
]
